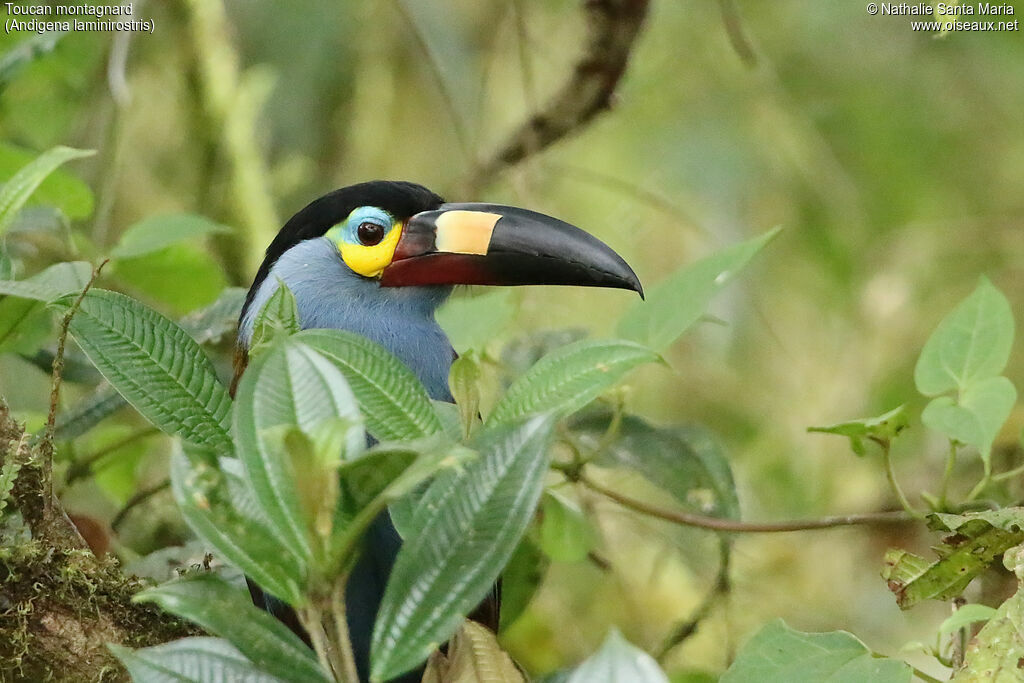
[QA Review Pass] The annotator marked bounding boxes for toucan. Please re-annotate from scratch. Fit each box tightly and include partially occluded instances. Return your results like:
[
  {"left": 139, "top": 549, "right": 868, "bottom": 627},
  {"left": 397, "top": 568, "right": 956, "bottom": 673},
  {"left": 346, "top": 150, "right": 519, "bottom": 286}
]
[{"left": 233, "top": 180, "right": 642, "bottom": 682}]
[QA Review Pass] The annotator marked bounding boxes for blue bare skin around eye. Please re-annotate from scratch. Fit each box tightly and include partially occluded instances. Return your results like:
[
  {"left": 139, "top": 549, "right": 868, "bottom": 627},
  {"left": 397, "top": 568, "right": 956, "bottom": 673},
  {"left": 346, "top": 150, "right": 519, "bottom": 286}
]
[
  {"left": 335, "top": 205, "right": 395, "bottom": 245},
  {"left": 239, "top": 236, "right": 456, "bottom": 401}
]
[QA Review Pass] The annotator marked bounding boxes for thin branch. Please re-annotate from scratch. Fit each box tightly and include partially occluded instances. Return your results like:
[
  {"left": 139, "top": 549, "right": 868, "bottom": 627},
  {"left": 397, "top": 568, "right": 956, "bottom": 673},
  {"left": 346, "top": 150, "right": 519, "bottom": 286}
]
[
  {"left": 43, "top": 259, "right": 108, "bottom": 516},
  {"left": 111, "top": 479, "right": 169, "bottom": 531},
  {"left": 656, "top": 536, "right": 730, "bottom": 661},
  {"left": 717, "top": 0, "right": 757, "bottom": 67},
  {"left": 579, "top": 474, "right": 916, "bottom": 533},
  {"left": 466, "top": 0, "right": 651, "bottom": 193},
  {"left": 65, "top": 427, "right": 161, "bottom": 484},
  {"left": 391, "top": 0, "right": 472, "bottom": 162}
]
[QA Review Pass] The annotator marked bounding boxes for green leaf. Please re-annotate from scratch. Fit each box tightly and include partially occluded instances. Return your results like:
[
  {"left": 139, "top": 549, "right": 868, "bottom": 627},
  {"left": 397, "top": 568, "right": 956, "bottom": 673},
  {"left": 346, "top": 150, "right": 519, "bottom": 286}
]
[
  {"left": 938, "top": 604, "right": 997, "bottom": 638},
  {"left": 178, "top": 287, "right": 247, "bottom": 345},
  {"left": 113, "top": 243, "right": 228, "bottom": 315},
  {"left": 0, "top": 459, "right": 21, "bottom": 514},
  {"left": 488, "top": 339, "right": 660, "bottom": 426},
  {"left": 565, "top": 629, "right": 668, "bottom": 683},
  {"left": 371, "top": 415, "right": 555, "bottom": 681},
  {"left": 50, "top": 290, "right": 246, "bottom": 442},
  {"left": 58, "top": 289, "right": 233, "bottom": 451},
  {"left": 0, "top": 260, "right": 92, "bottom": 302},
  {"left": 330, "top": 437, "right": 477, "bottom": 569},
  {"left": 499, "top": 537, "right": 548, "bottom": 630},
  {"left": 882, "top": 509, "right": 1024, "bottom": 609},
  {"left": 0, "top": 248, "right": 12, "bottom": 280},
  {"left": 249, "top": 280, "right": 300, "bottom": 354},
  {"left": 170, "top": 448, "right": 305, "bottom": 606},
  {"left": 573, "top": 412, "right": 739, "bottom": 520},
  {"left": 109, "top": 637, "right": 285, "bottom": 683},
  {"left": 0, "top": 261, "right": 91, "bottom": 353},
  {"left": 449, "top": 351, "right": 482, "bottom": 438},
  {"left": 297, "top": 328, "right": 443, "bottom": 441},
  {"left": 538, "top": 490, "right": 596, "bottom": 563},
  {"left": 436, "top": 288, "right": 516, "bottom": 353},
  {"left": 617, "top": 228, "right": 780, "bottom": 351},
  {"left": 53, "top": 385, "right": 125, "bottom": 441},
  {"left": 0, "top": 33, "right": 68, "bottom": 93},
  {"left": 111, "top": 213, "right": 232, "bottom": 260},
  {"left": 921, "top": 376, "right": 1016, "bottom": 462},
  {"left": 0, "top": 146, "right": 95, "bottom": 235},
  {"left": 233, "top": 339, "right": 364, "bottom": 565},
  {"left": 808, "top": 405, "right": 909, "bottom": 457},
  {"left": 915, "top": 277, "right": 1015, "bottom": 396},
  {"left": 422, "top": 621, "right": 526, "bottom": 683},
  {"left": 721, "top": 619, "right": 912, "bottom": 682},
  {"left": 953, "top": 545, "right": 1024, "bottom": 681},
  {"left": 134, "top": 573, "right": 330, "bottom": 683}
]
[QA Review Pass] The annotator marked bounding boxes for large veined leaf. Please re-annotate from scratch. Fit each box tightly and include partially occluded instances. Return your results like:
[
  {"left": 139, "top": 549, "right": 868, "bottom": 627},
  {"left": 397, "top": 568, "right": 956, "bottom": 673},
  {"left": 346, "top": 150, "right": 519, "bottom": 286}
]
[
  {"left": 0, "top": 145, "right": 95, "bottom": 235},
  {"left": 111, "top": 213, "right": 232, "bottom": 260},
  {"left": 371, "top": 415, "right": 555, "bottom": 681},
  {"left": 110, "top": 637, "right": 285, "bottom": 683},
  {"left": 133, "top": 573, "right": 331, "bottom": 683},
  {"left": 233, "top": 338, "right": 364, "bottom": 565},
  {"left": 421, "top": 621, "right": 525, "bottom": 683},
  {"left": 915, "top": 277, "right": 1014, "bottom": 396},
  {"left": 617, "top": 227, "right": 780, "bottom": 351},
  {"left": 721, "top": 619, "right": 912, "bottom": 682},
  {"left": 297, "top": 329, "right": 443, "bottom": 441},
  {"left": 565, "top": 629, "right": 668, "bottom": 683},
  {"left": 170, "top": 448, "right": 305, "bottom": 606},
  {"left": 53, "top": 289, "right": 246, "bottom": 441},
  {"left": 59, "top": 289, "right": 233, "bottom": 452},
  {"left": 488, "top": 339, "right": 660, "bottom": 425},
  {"left": 573, "top": 411, "right": 739, "bottom": 520}
]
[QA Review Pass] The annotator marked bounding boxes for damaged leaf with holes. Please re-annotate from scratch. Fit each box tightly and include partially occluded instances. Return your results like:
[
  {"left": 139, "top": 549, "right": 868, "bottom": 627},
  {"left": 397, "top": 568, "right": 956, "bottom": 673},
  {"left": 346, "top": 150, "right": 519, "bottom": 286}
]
[{"left": 883, "top": 509, "right": 1024, "bottom": 609}]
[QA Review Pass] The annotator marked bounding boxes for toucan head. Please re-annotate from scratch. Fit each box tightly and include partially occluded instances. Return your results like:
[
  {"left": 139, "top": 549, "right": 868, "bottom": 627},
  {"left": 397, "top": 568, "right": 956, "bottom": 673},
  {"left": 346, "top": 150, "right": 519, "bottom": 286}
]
[{"left": 239, "top": 181, "right": 642, "bottom": 343}]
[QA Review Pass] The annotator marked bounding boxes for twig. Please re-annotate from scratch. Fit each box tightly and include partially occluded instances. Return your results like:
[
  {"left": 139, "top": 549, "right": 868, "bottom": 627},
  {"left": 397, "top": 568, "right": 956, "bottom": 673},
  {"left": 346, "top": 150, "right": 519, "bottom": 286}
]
[
  {"left": 717, "top": 0, "right": 757, "bottom": 67},
  {"left": 466, "top": 0, "right": 651, "bottom": 193},
  {"left": 656, "top": 536, "right": 730, "bottom": 661},
  {"left": 579, "top": 474, "right": 916, "bottom": 532},
  {"left": 391, "top": 0, "right": 472, "bottom": 163},
  {"left": 111, "top": 479, "right": 169, "bottom": 531},
  {"left": 43, "top": 259, "right": 108, "bottom": 516},
  {"left": 65, "top": 426, "right": 160, "bottom": 484}
]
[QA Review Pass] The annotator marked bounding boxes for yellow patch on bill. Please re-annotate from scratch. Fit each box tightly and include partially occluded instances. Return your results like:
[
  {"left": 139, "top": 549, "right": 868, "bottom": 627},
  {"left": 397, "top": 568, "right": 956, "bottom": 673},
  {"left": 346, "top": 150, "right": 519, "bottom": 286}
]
[{"left": 435, "top": 211, "right": 500, "bottom": 255}]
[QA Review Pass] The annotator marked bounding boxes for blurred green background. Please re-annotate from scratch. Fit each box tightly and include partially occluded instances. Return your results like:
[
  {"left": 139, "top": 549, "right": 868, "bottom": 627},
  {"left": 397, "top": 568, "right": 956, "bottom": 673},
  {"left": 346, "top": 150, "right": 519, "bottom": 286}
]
[{"left": 2, "top": 0, "right": 1023, "bottom": 679}]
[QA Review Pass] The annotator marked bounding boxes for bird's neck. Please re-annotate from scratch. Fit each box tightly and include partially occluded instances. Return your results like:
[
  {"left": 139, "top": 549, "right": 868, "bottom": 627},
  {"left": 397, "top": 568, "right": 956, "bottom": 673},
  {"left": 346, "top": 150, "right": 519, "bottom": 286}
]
[{"left": 241, "top": 238, "right": 455, "bottom": 401}]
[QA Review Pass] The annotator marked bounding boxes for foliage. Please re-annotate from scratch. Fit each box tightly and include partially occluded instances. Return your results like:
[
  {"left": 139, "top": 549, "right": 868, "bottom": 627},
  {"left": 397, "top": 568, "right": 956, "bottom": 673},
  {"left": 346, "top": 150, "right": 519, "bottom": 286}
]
[{"left": 2, "top": 5, "right": 1024, "bottom": 683}]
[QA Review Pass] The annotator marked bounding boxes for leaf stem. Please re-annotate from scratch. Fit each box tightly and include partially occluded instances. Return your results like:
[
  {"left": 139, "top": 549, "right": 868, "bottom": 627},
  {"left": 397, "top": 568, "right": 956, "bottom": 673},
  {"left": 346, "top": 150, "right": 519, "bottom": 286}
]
[
  {"left": 298, "top": 605, "right": 337, "bottom": 681},
  {"left": 329, "top": 580, "right": 360, "bottom": 683},
  {"left": 880, "top": 440, "right": 925, "bottom": 519},
  {"left": 993, "top": 461, "right": 1024, "bottom": 483},
  {"left": 578, "top": 474, "right": 917, "bottom": 533},
  {"left": 938, "top": 440, "right": 957, "bottom": 509},
  {"left": 966, "top": 462, "right": 992, "bottom": 502}
]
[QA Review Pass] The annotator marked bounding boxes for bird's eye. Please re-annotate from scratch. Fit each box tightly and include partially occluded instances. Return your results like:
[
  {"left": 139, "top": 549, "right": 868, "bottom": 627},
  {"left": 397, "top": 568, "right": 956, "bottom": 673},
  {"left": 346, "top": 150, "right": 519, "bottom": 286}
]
[{"left": 357, "top": 221, "right": 386, "bottom": 246}]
